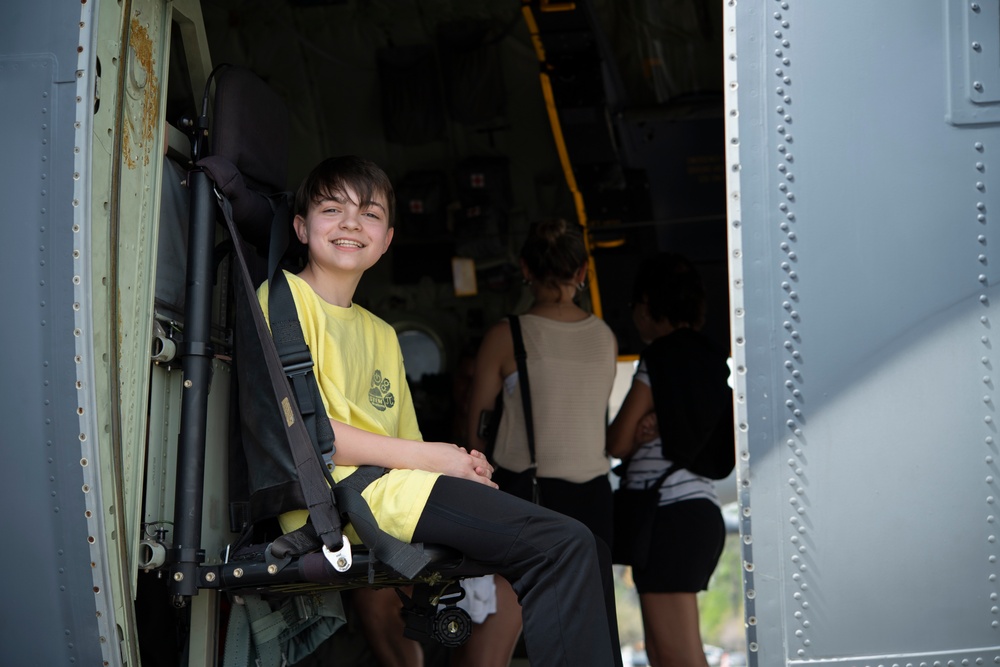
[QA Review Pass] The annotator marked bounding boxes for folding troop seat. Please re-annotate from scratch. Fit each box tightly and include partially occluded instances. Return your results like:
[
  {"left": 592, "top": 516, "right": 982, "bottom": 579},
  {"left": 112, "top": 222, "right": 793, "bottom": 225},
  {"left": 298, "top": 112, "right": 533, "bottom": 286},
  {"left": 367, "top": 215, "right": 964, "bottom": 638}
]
[{"left": 175, "top": 64, "right": 493, "bottom": 663}]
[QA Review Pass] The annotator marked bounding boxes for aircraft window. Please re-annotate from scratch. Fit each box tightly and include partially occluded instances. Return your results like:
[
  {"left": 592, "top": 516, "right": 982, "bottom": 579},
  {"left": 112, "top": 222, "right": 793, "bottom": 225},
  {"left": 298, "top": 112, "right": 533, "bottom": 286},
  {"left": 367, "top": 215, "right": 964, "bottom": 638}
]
[
  {"left": 166, "top": 21, "right": 196, "bottom": 129},
  {"left": 395, "top": 325, "right": 445, "bottom": 382}
]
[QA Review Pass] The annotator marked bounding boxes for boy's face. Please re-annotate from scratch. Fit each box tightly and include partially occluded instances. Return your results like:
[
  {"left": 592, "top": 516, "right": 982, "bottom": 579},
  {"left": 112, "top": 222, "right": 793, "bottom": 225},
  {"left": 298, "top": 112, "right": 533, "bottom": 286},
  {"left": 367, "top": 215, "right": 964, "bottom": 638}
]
[{"left": 293, "top": 185, "right": 394, "bottom": 276}]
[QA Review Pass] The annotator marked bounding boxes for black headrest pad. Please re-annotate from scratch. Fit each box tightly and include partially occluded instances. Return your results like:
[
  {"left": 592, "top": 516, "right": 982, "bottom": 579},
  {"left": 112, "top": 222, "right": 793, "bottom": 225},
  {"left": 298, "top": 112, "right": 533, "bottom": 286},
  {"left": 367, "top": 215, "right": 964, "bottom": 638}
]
[{"left": 211, "top": 66, "right": 289, "bottom": 193}]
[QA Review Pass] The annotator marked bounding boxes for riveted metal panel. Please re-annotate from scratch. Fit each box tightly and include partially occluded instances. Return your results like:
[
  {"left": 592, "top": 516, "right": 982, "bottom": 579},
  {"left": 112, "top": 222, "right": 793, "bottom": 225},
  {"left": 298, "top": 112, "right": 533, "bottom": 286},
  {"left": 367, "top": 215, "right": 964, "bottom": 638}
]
[
  {"left": 727, "top": 1, "right": 1000, "bottom": 666},
  {"left": 948, "top": 0, "right": 1000, "bottom": 124},
  {"left": 0, "top": 2, "right": 114, "bottom": 665}
]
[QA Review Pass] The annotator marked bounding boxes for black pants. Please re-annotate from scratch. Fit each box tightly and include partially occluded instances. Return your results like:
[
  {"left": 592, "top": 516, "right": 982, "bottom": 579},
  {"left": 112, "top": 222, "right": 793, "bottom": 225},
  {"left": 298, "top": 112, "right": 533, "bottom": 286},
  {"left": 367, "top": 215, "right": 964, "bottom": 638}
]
[
  {"left": 412, "top": 475, "right": 623, "bottom": 667},
  {"left": 492, "top": 468, "right": 614, "bottom": 548}
]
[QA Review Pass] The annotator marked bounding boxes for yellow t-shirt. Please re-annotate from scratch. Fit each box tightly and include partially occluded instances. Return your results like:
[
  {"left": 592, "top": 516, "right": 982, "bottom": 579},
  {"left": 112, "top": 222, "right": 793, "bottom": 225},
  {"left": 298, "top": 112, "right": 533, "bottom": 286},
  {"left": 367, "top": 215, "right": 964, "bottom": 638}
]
[{"left": 258, "top": 271, "right": 440, "bottom": 543}]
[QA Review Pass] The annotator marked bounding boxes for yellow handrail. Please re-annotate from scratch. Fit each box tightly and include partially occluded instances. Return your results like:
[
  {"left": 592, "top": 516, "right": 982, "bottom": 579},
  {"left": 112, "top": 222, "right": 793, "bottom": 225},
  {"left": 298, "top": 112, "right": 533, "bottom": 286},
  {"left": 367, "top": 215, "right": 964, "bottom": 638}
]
[{"left": 521, "top": 2, "right": 605, "bottom": 320}]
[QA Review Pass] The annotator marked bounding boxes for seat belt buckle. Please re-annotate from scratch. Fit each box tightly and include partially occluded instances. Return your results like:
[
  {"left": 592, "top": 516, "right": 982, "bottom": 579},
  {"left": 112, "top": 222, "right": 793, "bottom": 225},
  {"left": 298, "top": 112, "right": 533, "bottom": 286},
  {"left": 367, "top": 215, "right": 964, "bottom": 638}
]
[
  {"left": 322, "top": 534, "right": 352, "bottom": 573},
  {"left": 283, "top": 358, "right": 314, "bottom": 378}
]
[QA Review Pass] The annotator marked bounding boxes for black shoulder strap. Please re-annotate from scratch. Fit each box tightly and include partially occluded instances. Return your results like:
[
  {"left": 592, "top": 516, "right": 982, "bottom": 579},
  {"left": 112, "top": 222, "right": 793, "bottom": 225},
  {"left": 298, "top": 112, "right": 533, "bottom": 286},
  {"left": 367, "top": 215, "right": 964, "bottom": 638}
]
[
  {"left": 650, "top": 463, "right": 679, "bottom": 493},
  {"left": 219, "top": 192, "right": 345, "bottom": 553},
  {"left": 218, "top": 191, "right": 429, "bottom": 579},
  {"left": 508, "top": 315, "right": 536, "bottom": 467},
  {"left": 269, "top": 268, "right": 429, "bottom": 578},
  {"left": 269, "top": 268, "right": 336, "bottom": 463},
  {"left": 260, "top": 196, "right": 335, "bottom": 465}
]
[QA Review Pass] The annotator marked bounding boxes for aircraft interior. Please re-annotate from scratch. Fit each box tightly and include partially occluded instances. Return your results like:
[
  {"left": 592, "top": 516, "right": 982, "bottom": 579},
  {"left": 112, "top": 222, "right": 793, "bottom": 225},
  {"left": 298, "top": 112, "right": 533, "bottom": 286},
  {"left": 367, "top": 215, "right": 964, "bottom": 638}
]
[
  {"left": 142, "top": 1, "right": 734, "bottom": 663},
  {"left": 161, "top": 0, "right": 729, "bottom": 385}
]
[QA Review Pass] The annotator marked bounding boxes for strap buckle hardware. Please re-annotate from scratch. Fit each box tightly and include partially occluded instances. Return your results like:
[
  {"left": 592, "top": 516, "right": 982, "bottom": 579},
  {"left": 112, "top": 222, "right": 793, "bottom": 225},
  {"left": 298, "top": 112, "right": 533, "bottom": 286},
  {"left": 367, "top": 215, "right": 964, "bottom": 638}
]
[
  {"left": 282, "top": 359, "right": 314, "bottom": 378},
  {"left": 322, "top": 535, "right": 353, "bottom": 573}
]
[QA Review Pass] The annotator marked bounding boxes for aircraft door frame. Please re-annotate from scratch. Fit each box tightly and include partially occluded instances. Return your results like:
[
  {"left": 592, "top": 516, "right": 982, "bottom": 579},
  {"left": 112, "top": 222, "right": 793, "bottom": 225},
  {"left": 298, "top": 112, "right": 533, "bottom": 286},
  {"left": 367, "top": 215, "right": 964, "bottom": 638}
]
[{"left": 727, "top": 2, "right": 1000, "bottom": 665}]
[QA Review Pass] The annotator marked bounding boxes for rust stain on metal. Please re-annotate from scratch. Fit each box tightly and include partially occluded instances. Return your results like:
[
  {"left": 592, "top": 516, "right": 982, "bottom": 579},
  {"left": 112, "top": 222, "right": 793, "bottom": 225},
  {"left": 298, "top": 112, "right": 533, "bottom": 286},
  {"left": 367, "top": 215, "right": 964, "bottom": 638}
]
[{"left": 122, "top": 16, "right": 159, "bottom": 169}]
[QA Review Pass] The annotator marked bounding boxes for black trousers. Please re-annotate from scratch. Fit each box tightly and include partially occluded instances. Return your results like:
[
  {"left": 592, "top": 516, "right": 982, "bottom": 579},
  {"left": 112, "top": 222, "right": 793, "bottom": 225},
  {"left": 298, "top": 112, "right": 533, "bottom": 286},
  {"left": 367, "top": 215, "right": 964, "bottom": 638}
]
[
  {"left": 491, "top": 468, "right": 614, "bottom": 548},
  {"left": 412, "top": 475, "right": 623, "bottom": 667}
]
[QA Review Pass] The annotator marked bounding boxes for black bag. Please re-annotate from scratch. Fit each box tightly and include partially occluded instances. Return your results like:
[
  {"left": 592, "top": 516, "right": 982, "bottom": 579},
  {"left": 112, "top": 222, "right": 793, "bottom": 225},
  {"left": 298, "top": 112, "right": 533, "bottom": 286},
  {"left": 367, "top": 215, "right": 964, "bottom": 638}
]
[
  {"left": 644, "top": 329, "right": 735, "bottom": 480},
  {"left": 610, "top": 463, "right": 675, "bottom": 567},
  {"left": 611, "top": 486, "right": 657, "bottom": 568}
]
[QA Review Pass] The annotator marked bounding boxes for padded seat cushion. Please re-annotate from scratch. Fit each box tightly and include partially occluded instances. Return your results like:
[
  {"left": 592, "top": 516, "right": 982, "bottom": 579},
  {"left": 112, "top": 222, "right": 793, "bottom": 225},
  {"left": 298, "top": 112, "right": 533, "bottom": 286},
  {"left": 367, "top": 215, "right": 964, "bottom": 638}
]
[{"left": 210, "top": 65, "right": 289, "bottom": 193}]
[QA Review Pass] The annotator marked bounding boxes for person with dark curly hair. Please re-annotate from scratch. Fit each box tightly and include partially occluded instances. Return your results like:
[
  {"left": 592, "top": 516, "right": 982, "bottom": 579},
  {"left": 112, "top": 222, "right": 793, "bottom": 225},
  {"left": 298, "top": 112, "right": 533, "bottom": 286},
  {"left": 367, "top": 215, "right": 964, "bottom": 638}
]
[{"left": 608, "top": 252, "right": 728, "bottom": 667}]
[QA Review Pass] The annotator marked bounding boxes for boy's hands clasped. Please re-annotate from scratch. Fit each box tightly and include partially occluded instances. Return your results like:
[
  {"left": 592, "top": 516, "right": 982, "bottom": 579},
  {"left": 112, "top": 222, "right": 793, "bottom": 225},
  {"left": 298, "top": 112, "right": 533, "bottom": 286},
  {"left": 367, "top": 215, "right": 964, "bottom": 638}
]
[
  {"left": 424, "top": 442, "right": 497, "bottom": 488},
  {"left": 468, "top": 448, "right": 496, "bottom": 484}
]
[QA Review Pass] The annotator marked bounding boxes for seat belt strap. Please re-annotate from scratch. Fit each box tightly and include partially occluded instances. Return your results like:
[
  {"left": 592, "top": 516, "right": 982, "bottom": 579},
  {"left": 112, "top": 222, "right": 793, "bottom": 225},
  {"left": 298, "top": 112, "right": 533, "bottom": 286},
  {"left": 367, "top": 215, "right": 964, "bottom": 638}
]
[
  {"left": 270, "top": 270, "right": 335, "bottom": 459},
  {"left": 508, "top": 315, "right": 539, "bottom": 502},
  {"left": 334, "top": 485, "right": 431, "bottom": 580},
  {"left": 264, "top": 194, "right": 335, "bottom": 460},
  {"left": 218, "top": 191, "right": 345, "bottom": 552}
]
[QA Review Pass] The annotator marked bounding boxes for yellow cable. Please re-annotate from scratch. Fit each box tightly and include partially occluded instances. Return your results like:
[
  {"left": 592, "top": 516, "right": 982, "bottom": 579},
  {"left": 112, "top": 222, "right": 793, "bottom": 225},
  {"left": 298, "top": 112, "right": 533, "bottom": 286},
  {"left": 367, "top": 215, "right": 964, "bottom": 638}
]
[
  {"left": 541, "top": 0, "right": 577, "bottom": 11},
  {"left": 525, "top": 3, "right": 605, "bottom": 319}
]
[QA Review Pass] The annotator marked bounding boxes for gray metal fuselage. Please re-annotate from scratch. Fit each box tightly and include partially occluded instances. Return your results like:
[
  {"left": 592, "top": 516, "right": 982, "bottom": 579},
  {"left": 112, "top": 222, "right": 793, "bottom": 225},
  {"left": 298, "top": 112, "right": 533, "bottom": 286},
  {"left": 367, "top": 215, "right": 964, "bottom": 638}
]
[{"left": 2, "top": 1, "right": 995, "bottom": 665}]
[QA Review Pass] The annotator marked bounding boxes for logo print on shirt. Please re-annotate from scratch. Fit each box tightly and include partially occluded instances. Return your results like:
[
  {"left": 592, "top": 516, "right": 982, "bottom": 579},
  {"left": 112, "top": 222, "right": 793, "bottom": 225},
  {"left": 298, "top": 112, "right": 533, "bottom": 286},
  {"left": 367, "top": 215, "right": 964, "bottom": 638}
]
[{"left": 368, "top": 370, "right": 395, "bottom": 411}]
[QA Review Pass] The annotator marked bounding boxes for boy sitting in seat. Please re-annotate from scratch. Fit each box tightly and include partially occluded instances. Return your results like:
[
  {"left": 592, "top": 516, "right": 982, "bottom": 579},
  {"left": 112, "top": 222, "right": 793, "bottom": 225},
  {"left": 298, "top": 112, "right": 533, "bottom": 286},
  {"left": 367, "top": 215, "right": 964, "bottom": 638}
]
[{"left": 258, "top": 155, "right": 622, "bottom": 666}]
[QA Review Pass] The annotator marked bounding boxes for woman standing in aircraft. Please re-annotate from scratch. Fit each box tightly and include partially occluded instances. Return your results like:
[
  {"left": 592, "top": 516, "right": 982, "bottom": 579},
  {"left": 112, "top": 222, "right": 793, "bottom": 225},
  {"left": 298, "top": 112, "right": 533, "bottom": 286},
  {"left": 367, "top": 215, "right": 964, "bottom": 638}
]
[
  {"left": 461, "top": 218, "right": 619, "bottom": 667},
  {"left": 608, "top": 253, "right": 726, "bottom": 667}
]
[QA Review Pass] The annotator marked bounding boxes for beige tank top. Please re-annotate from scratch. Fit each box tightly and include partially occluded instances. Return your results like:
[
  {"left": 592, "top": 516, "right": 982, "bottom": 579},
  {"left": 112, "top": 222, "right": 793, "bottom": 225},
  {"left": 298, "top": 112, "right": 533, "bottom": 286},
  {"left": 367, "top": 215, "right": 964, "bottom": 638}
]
[{"left": 492, "top": 314, "right": 617, "bottom": 482}]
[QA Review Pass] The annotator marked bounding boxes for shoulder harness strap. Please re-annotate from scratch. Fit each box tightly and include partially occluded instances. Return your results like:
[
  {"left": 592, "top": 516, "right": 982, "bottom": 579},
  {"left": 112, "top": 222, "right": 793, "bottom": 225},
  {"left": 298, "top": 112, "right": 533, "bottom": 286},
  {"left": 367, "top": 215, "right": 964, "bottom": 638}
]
[{"left": 508, "top": 315, "right": 539, "bottom": 502}]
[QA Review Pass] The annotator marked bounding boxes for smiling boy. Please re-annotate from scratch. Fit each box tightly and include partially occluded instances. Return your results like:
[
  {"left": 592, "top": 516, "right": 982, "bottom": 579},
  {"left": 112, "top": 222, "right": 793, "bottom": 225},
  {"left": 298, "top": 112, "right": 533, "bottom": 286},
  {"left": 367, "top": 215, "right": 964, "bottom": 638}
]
[{"left": 259, "top": 155, "right": 622, "bottom": 667}]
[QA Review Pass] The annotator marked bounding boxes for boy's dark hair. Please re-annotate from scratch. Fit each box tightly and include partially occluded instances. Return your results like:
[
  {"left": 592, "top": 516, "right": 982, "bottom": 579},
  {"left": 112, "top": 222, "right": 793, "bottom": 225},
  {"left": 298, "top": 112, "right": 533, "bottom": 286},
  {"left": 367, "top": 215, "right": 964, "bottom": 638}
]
[
  {"left": 520, "top": 218, "right": 589, "bottom": 288},
  {"left": 294, "top": 155, "right": 396, "bottom": 227},
  {"left": 632, "top": 252, "right": 706, "bottom": 328}
]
